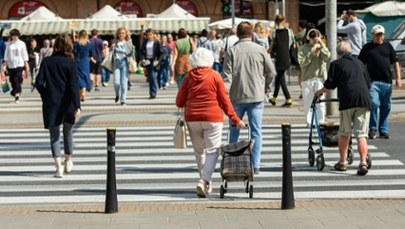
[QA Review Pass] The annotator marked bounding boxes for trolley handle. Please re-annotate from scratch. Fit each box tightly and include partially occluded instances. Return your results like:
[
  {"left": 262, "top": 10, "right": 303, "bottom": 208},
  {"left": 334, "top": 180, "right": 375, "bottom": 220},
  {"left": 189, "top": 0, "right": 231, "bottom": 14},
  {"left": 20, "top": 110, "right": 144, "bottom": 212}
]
[{"left": 229, "top": 124, "right": 251, "bottom": 141}]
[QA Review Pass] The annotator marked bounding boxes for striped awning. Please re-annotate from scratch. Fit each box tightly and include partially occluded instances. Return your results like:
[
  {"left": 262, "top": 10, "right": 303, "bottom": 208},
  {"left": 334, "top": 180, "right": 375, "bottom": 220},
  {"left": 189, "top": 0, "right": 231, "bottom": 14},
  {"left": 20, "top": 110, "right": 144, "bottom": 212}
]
[
  {"left": 0, "top": 17, "right": 210, "bottom": 36},
  {"left": 147, "top": 17, "right": 210, "bottom": 33}
]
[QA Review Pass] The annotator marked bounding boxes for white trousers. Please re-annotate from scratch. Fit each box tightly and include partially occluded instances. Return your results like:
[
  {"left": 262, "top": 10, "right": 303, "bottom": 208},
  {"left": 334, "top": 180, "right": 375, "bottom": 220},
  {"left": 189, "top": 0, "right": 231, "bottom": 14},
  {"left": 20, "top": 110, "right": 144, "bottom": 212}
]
[
  {"left": 187, "top": 122, "right": 223, "bottom": 182},
  {"left": 302, "top": 79, "right": 326, "bottom": 126}
]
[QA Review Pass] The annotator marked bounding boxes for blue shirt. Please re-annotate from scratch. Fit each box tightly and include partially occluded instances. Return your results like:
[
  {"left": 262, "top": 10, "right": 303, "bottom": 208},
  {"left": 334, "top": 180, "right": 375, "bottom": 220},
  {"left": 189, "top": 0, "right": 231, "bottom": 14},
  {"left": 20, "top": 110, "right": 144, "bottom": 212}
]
[{"left": 90, "top": 37, "right": 103, "bottom": 62}]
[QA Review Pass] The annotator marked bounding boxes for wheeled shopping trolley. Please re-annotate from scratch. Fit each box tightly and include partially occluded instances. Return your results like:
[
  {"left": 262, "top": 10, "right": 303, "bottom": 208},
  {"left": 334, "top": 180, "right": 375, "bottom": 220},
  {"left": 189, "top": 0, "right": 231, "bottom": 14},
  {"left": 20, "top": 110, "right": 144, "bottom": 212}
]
[
  {"left": 308, "top": 97, "right": 372, "bottom": 171},
  {"left": 219, "top": 126, "right": 255, "bottom": 198}
]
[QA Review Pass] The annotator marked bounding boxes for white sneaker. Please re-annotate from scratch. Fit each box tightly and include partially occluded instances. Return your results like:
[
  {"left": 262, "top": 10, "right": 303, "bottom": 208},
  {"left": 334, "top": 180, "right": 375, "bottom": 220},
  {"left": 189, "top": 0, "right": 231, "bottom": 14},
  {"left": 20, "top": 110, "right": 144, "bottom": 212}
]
[
  {"left": 55, "top": 166, "right": 63, "bottom": 178},
  {"left": 64, "top": 160, "right": 73, "bottom": 173}
]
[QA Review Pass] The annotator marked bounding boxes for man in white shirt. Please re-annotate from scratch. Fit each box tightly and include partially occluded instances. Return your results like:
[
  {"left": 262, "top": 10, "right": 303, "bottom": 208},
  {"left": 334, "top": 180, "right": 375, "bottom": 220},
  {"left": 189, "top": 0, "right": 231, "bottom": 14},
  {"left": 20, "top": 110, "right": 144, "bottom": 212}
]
[
  {"left": 4, "top": 29, "right": 29, "bottom": 103},
  {"left": 220, "top": 26, "right": 238, "bottom": 65}
]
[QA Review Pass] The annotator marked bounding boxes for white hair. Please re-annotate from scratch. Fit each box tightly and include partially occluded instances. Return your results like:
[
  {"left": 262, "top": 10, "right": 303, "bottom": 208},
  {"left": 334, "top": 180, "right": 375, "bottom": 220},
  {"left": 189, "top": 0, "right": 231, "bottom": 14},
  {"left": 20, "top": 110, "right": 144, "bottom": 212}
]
[{"left": 190, "top": 47, "right": 214, "bottom": 69}]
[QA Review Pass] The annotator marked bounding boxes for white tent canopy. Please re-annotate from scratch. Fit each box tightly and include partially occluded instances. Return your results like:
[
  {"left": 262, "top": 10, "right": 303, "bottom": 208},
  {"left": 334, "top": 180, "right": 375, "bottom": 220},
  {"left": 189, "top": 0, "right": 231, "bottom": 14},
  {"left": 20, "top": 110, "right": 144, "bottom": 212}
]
[
  {"left": 356, "top": 1, "right": 405, "bottom": 17},
  {"left": 87, "top": 5, "right": 128, "bottom": 19},
  {"left": 1, "top": 4, "right": 209, "bottom": 35},
  {"left": 157, "top": 3, "right": 196, "bottom": 19},
  {"left": 209, "top": 17, "right": 274, "bottom": 30},
  {"left": 20, "top": 6, "right": 63, "bottom": 21}
]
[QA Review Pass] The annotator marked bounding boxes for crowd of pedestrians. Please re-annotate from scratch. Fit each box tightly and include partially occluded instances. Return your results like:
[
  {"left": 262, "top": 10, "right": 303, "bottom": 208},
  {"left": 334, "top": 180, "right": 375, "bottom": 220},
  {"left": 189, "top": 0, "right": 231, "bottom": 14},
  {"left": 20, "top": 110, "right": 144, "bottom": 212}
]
[{"left": 0, "top": 10, "right": 402, "bottom": 193}]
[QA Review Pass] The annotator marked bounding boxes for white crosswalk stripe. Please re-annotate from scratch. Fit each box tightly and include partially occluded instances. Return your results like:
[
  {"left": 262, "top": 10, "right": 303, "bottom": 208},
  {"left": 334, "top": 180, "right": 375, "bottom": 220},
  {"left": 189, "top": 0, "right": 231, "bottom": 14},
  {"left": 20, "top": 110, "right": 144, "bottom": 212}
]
[{"left": 0, "top": 124, "right": 404, "bottom": 204}]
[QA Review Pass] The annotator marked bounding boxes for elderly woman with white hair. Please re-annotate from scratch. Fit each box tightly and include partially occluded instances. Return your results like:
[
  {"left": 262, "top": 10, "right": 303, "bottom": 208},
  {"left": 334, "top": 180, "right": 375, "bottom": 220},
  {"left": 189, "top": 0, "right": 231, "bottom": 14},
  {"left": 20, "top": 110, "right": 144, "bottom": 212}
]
[{"left": 176, "top": 47, "right": 246, "bottom": 198}]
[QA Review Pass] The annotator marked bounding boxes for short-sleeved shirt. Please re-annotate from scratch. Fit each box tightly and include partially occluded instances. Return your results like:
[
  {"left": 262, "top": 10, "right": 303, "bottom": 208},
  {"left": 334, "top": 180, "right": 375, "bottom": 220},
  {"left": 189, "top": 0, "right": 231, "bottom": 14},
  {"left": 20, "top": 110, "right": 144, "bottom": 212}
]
[
  {"left": 90, "top": 37, "right": 104, "bottom": 62},
  {"left": 324, "top": 55, "right": 371, "bottom": 111},
  {"left": 358, "top": 41, "right": 398, "bottom": 84}
]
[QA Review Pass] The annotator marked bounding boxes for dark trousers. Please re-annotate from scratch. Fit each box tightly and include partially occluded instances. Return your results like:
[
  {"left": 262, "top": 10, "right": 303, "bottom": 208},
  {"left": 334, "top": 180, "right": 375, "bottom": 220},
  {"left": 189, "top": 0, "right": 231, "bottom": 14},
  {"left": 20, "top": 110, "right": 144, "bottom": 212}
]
[
  {"left": 8, "top": 67, "right": 24, "bottom": 96},
  {"left": 273, "top": 69, "right": 291, "bottom": 99}
]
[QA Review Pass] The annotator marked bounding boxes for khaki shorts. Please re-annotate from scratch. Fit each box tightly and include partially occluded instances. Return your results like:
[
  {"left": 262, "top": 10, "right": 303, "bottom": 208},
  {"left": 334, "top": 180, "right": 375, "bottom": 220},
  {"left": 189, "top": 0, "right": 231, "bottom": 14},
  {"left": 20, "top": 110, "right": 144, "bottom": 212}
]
[{"left": 339, "top": 107, "right": 370, "bottom": 139}]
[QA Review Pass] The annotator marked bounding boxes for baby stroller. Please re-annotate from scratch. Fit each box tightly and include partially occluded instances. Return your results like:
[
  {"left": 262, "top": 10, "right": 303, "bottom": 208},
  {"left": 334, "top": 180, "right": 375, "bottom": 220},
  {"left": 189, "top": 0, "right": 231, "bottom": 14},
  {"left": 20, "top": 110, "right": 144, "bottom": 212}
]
[
  {"left": 308, "top": 97, "right": 372, "bottom": 171},
  {"left": 219, "top": 125, "right": 255, "bottom": 198}
]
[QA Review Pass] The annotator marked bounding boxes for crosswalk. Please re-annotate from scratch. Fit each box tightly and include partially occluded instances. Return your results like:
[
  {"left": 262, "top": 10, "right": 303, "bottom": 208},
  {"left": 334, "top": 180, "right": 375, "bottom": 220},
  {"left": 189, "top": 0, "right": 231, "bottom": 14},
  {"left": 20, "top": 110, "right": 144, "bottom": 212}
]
[{"left": 0, "top": 125, "right": 404, "bottom": 204}]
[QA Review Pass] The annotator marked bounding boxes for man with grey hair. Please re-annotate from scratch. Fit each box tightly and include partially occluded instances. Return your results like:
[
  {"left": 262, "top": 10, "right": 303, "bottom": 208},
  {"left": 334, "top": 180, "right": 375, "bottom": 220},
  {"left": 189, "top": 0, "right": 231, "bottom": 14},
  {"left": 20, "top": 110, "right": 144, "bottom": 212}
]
[
  {"left": 316, "top": 41, "right": 372, "bottom": 176},
  {"left": 222, "top": 21, "right": 276, "bottom": 174}
]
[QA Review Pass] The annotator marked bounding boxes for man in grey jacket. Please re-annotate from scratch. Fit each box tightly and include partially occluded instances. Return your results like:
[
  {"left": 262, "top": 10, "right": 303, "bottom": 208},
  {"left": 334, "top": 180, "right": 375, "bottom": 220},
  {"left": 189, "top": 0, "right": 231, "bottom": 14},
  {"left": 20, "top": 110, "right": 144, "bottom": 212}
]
[
  {"left": 222, "top": 21, "right": 276, "bottom": 174},
  {"left": 337, "top": 9, "right": 367, "bottom": 57}
]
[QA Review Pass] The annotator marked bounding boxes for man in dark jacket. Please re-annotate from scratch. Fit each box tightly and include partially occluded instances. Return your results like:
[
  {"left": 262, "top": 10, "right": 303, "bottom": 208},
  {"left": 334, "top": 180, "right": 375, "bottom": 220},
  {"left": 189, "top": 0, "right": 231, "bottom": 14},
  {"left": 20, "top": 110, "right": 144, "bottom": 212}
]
[{"left": 316, "top": 41, "right": 372, "bottom": 176}]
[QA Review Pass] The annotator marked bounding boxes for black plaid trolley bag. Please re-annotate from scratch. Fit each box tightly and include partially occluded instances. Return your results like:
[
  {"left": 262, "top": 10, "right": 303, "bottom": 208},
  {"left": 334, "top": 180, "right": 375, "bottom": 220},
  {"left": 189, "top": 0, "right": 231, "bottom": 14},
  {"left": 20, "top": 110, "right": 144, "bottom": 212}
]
[{"left": 219, "top": 125, "right": 255, "bottom": 198}]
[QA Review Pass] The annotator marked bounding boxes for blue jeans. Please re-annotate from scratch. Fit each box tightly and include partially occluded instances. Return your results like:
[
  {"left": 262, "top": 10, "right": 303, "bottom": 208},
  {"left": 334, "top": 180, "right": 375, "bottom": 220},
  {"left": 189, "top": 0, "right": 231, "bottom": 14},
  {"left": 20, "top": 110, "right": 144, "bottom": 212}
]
[
  {"left": 369, "top": 81, "right": 392, "bottom": 134},
  {"left": 113, "top": 58, "right": 129, "bottom": 103},
  {"left": 101, "top": 67, "right": 110, "bottom": 83},
  {"left": 157, "top": 60, "right": 169, "bottom": 88},
  {"left": 146, "top": 63, "right": 158, "bottom": 97},
  {"left": 229, "top": 102, "right": 264, "bottom": 169},
  {"left": 213, "top": 62, "right": 222, "bottom": 73},
  {"left": 49, "top": 122, "right": 73, "bottom": 158}
]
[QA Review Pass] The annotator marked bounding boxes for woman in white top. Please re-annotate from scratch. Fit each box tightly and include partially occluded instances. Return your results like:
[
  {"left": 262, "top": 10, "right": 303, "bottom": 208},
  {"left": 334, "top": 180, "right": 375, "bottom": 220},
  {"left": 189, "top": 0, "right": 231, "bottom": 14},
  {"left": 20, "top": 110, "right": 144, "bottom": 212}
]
[{"left": 4, "top": 29, "right": 29, "bottom": 104}]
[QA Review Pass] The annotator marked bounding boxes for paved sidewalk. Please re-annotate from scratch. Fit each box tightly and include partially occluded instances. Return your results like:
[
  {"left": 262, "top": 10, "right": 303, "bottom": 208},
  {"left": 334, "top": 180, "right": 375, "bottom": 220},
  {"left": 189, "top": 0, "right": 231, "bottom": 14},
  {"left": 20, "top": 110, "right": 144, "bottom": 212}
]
[{"left": 0, "top": 199, "right": 404, "bottom": 228}]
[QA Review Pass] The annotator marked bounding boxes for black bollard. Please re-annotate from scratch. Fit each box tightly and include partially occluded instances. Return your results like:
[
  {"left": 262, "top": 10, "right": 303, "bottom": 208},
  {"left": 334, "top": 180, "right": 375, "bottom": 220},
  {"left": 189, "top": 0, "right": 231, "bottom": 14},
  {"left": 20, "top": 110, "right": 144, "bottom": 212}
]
[
  {"left": 105, "top": 128, "right": 118, "bottom": 213},
  {"left": 281, "top": 123, "right": 295, "bottom": 209}
]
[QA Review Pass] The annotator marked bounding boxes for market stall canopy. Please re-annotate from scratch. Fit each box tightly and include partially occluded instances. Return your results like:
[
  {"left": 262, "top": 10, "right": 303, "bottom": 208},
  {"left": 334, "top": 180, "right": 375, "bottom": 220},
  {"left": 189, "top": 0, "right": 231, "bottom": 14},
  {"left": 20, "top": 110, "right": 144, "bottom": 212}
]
[
  {"left": 209, "top": 17, "right": 274, "bottom": 30},
  {"left": 0, "top": 3, "right": 209, "bottom": 36},
  {"left": 20, "top": 6, "right": 63, "bottom": 21},
  {"left": 147, "top": 3, "right": 209, "bottom": 33},
  {"left": 87, "top": 4, "right": 128, "bottom": 19},
  {"left": 356, "top": 1, "right": 405, "bottom": 17},
  {"left": 0, "top": 18, "right": 143, "bottom": 36},
  {"left": 157, "top": 3, "right": 196, "bottom": 19}
]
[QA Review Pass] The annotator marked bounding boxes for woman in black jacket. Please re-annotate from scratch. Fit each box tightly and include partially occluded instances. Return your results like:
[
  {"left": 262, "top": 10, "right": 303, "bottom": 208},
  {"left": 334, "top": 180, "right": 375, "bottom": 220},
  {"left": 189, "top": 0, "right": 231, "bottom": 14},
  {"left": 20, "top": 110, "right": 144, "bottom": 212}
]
[
  {"left": 35, "top": 34, "right": 81, "bottom": 178},
  {"left": 140, "top": 29, "right": 161, "bottom": 99}
]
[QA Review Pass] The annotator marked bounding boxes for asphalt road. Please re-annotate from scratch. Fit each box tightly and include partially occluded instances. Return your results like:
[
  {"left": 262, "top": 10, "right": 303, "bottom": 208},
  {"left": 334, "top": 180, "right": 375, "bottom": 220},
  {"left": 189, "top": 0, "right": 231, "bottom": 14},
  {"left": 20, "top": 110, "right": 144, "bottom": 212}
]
[{"left": 371, "top": 120, "right": 405, "bottom": 165}]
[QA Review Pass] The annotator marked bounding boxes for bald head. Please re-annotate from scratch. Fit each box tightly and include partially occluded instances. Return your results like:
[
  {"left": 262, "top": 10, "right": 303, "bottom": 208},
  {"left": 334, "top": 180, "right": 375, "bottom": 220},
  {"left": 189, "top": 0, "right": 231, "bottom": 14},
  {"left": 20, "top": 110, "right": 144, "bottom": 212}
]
[{"left": 337, "top": 41, "right": 352, "bottom": 56}]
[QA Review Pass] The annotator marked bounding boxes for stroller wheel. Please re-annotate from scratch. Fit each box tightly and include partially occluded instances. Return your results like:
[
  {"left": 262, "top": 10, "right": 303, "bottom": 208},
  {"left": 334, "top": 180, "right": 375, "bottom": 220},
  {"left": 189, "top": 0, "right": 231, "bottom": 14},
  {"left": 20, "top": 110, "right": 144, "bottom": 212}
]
[
  {"left": 308, "top": 147, "right": 315, "bottom": 167},
  {"left": 316, "top": 154, "right": 325, "bottom": 171},
  {"left": 366, "top": 154, "right": 372, "bottom": 169},
  {"left": 249, "top": 185, "right": 253, "bottom": 198},
  {"left": 347, "top": 149, "right": 354, "bottom": 165},
  {"left": 220, "top": 185, "right": 225, "bottom": 199}
]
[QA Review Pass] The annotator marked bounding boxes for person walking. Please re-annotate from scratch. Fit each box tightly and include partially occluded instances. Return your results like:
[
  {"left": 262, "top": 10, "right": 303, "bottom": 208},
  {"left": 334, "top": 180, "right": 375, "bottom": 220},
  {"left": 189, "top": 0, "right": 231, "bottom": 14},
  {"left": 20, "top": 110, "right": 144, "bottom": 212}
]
[
  {"left": 101, "top": 40, "right": 110, "bottom": 86},
  {"left": 222, "top": 21, "right": 276, "bottom": 174},
  {"left": 316, "top": 41, "right": 372, "bottom": 176},
  {"left": 298, "top": 28, "right": 331, "bottom": 127},
  {"left": 3, "top": 28, "right": 29, "bottom": 104},
  {"left": 337, "top": 9, "right": 367, "bottom": 57},
  {"left": 268, "top": 14, "right": 295, "bottom": 107},
  {"left": 172, "top": 28, "right": 195, "bottom": 88},
  {"left": 39, "top": 39, "right": 53, "bottom": 65},
  {"left": 358, "top": 25, "right": 402, "bottom": 139},
  {"left": 140, "top": 29, "right": 161, "bottom": 99},
  {"left": 35, "top": 34, "right": 81, "bottom": 178},
  {"left": 157, "top": 35, "right": 172, "bottom": 90},
  {"left": 167, "top": 34, "right": 176, "bottom": 85},
  {"left": 0, "top": 33, "right": 6, "bottom": 79},
  {"left": 27, "top": 38, "right": 40, "bottom": 86},
  {"left": 112, "top": 27, "right": 133, "bottom": 105},
  {"left": 73, "top": 30, "right": 92, "bottom": 102},
  {"left": 89, "top": 29, "right": 104, "bottom": 91},
  {"left": 176, "top": 47, "right": 245, "bottom": 198}
]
